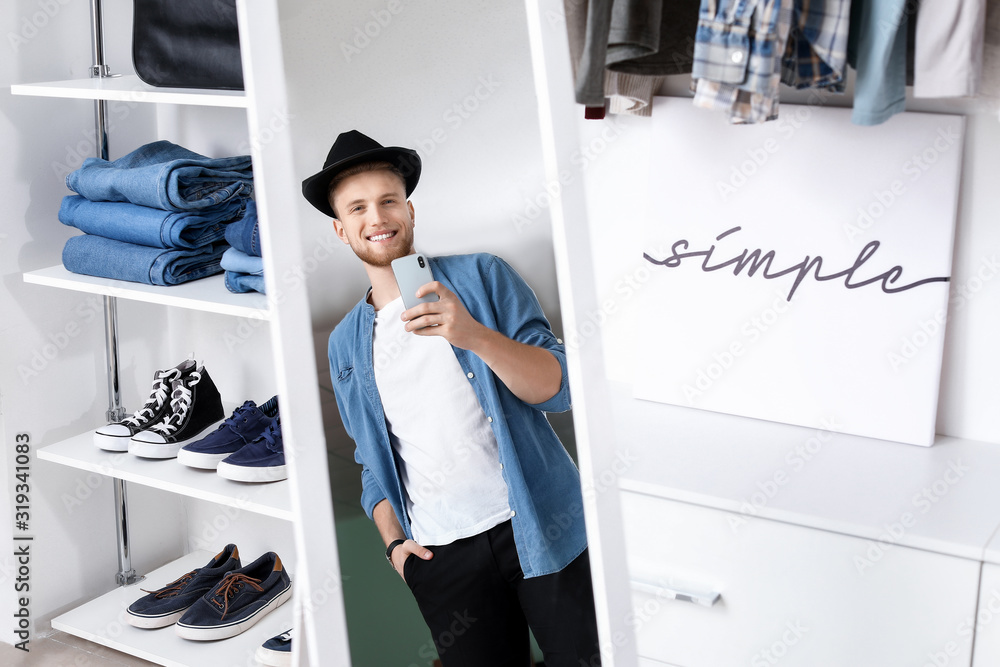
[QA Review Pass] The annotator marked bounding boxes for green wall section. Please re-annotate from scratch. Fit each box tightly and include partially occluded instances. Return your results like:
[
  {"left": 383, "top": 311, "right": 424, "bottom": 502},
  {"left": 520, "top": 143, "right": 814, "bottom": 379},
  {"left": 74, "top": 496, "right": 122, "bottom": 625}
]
[{"left": 335, "top": 507, "right": 438, "bottom": 666}]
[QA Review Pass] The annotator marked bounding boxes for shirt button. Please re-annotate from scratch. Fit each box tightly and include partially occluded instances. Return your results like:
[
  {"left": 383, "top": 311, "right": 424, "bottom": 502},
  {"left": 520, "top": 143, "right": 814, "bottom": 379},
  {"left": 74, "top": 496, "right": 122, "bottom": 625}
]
[
  {"left": 556, "top": 338, "right": 563, "bottom": 344},
  {"left": 510, "top": 510, "right": 516, "bottom": 517},
  {"left": 731, "top": 51, "right": 744, "bottom": 64},
  {"left": 467, "top": 371, "right": 474, "bottom": 379},
  {"left": 487, "top": 416, "right": 493, "bottom": 423},
  {"left": 499, "top": 463, "right": 504, "bottom": 470}
]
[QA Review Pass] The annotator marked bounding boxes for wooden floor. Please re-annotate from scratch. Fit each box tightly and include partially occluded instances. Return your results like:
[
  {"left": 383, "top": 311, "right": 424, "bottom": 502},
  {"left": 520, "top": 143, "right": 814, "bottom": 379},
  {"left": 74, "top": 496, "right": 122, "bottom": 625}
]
[{"left": 1, "top": 631, "right": 159, "bottom": 666}]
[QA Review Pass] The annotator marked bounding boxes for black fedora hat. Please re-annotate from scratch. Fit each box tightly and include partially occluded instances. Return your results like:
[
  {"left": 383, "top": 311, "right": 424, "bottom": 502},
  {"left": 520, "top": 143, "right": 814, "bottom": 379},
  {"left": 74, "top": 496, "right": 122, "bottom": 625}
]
[{"left": 301, "top": 130, "right": 421, "bottom": 218}]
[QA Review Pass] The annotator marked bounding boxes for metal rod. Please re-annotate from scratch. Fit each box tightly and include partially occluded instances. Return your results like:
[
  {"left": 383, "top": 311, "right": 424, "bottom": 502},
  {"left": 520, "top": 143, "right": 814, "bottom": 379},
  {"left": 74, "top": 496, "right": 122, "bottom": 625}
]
[
  {"left": 102, "top": 295, "right": 125, "bottom": 423},
  {"left": 90, "top": 0, "right": 138, "bottom": 587},
  {"left": 113, "top": 480, "right": 138, "bottom": 586}
]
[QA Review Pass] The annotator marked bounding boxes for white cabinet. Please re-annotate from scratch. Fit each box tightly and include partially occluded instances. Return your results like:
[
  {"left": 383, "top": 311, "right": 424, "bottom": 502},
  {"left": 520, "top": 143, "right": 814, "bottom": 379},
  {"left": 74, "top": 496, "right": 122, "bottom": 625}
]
[
  {"left": 972, "top": 539, "right": 1000, "bottom": 667},
  {"left": 523, "top": 1, "right": 1000, "bottom": 666},
  {"left": 622, "top": 492, "right": 979, "bottom": 667}
]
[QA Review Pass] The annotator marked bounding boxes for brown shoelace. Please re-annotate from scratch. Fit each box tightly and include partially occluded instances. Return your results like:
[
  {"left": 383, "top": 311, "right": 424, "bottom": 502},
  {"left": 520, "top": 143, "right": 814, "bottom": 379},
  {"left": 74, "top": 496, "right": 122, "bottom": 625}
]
[
  {"left": 211, "top": 573, "right": 264, "bottom": 620},
  {"left": 141, "top": 570, "right": 196, "bottom": 598}
]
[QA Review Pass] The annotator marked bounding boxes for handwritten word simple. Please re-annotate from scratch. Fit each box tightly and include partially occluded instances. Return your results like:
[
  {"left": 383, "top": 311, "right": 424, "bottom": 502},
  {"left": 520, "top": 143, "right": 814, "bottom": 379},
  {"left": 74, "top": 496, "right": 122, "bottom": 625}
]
[{"left": 643, "top": 227, "right": 949, "bottom": 302}]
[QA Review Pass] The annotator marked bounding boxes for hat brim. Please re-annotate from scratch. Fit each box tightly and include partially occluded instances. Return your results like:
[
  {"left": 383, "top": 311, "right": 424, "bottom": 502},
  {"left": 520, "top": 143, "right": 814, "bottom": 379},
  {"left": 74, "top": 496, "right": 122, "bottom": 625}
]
[{"left": 301, "top": 146, "right": 421, "bottom": 218}]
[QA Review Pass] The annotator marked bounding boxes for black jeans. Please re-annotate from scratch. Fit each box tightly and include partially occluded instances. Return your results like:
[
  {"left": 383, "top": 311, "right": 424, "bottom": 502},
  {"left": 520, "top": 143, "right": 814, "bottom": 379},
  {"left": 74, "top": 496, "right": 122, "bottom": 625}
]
[{"left": 402, "top": 520, "right": 602, "bottom": 667}]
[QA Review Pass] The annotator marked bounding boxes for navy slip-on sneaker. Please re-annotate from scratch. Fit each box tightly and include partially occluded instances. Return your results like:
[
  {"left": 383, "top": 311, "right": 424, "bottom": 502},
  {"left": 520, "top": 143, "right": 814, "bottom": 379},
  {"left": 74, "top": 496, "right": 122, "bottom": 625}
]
[
  {"left": 177, "top": 395, "right": 278, "bottom": 469},
  {"left": 175, "top": 551, "right": 291, "bottom": 641},
  {"left": 94, "top": 359, "right": 197, "bottom": 451},
  {"left": 216, "top": 417, "right": 287, "bottom": 483},
  {"left": 256, "top": 627, "right": 293, "bottom": 666},
  {"left": 126, "top": 544, "right": 241, "bottom": 629}
]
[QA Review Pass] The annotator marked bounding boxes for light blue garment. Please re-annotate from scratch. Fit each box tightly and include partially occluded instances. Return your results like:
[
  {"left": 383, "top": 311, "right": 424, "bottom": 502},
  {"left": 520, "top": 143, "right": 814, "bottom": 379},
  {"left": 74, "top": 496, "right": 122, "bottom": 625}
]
[
  {"left": 59, "top": 195, "right": 243, "bottom": 250},
  {"left": 848, "top": 0, "right": 909, "bottom": 126},
  {"left": 224, "top": 271, "right": 266, "bottom": 294},
  {"left": 66, "top": 140, "right": 253, "bottom": 211},
  {"left": 327, "top": 253, "right": 585, "bottom": 578},
  {"left": 62, "top": 234, "right": 225, "bottom": 286},
  {"left": 224, "top": 199, "right": 262, "bottom": 257},
  {"left": 221, "top": 246, "right": 263, "bottom": 275}
]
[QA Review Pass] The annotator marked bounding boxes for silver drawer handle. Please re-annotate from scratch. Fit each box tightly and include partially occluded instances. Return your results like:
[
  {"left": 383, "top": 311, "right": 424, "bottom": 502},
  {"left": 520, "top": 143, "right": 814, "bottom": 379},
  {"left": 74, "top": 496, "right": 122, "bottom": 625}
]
[{"left": 630, "top": 579, "right": 721, "bottom": 608}]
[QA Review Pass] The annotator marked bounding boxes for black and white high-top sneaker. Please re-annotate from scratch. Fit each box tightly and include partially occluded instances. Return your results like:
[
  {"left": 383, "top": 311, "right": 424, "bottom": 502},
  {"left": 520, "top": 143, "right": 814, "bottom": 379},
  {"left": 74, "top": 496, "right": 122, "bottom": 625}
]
[
  {"left": 94, "top": 359, "right": 198, "bottom": 451},
  {"left": 129, "top": 366, "right": 225, "bottom": 459}
]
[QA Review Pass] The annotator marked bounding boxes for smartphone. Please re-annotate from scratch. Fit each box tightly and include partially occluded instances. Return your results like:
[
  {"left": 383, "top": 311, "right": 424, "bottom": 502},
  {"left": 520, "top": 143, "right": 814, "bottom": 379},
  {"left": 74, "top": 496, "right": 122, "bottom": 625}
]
[{"left": 391, "top": 253, "right": 439, "bottom": 310}]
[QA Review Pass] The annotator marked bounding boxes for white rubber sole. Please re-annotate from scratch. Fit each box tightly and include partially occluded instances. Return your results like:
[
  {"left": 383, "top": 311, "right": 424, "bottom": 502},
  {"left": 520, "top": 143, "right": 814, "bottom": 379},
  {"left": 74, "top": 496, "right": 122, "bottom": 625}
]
[
  {"left": 174, "top": 583, "right": 291, "bottom": 641},
  {"left": 176, "top": 448, "right": 230, "bottom": 469},
  {"left": 216, "top": 462, "right": 288, "bottom": 483},
  {"left": 126, "top": 607, "right": 187, "bottom": 629},
  {"left": 93, "top": 431, "right": 131, "bottom": 452},
  {"left": 255, "top": 644, "right": 292, "bottom": 667},
  {"left": 129, "top": 420, "right": 224, "bottom": 459}
]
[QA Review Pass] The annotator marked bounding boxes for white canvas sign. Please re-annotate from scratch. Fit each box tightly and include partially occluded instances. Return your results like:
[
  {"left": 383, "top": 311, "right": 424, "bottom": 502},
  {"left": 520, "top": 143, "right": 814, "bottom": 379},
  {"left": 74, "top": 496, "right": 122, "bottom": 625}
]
[{"left": 633, "top": 99, "right": 964, "bottom": 446}]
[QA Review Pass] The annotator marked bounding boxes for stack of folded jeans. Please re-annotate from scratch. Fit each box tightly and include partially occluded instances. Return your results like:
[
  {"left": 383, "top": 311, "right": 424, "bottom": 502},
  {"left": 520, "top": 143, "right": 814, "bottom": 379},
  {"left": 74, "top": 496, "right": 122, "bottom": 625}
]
[
  {"left": 59, "top": 140, "right": 254, "bottom": 287},
  {"left": 221, "top": 199, "right": 266, "bottom": 295}
]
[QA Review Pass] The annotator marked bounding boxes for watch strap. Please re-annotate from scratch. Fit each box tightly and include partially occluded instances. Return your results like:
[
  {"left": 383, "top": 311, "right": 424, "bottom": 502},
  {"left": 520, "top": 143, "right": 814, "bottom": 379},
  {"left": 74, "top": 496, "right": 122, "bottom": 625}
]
[{"left": 385, "top": 538, "right": 406, "bottom": 564}]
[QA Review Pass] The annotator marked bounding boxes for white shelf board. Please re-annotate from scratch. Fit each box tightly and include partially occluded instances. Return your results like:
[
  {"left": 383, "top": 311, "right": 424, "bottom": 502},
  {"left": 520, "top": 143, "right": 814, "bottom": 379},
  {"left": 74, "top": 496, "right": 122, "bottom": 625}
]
[
  {"left": 23, "top": 265, "right": 270, "bottom": 320},
  {"left": 610, "top": 382, "right": 1000, "bottom": 562},
  {"left": 38, "top": 433, "right": 292, "bottom": 521},
  {"left": 10, "top": 75, "right": 247, "bottom": 108},
  {"left": 52, "top": 550, "right": 291, "bottom": 667}
]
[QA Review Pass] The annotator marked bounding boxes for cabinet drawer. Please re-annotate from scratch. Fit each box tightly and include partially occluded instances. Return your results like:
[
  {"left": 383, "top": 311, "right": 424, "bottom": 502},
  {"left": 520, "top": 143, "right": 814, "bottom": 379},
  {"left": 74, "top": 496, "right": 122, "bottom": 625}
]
[
  {"left": 622, "top": 492, "right": 979, "bottom": 667},
  {"left": 972, "top": 563, "right": 1000, "bottom": 666}
]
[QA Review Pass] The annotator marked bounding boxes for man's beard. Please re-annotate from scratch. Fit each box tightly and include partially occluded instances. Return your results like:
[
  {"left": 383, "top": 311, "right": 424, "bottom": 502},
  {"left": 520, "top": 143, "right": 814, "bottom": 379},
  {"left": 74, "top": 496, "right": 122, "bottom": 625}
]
[{"left": 349, "top": 227, "right": 414, "bottom": 268}]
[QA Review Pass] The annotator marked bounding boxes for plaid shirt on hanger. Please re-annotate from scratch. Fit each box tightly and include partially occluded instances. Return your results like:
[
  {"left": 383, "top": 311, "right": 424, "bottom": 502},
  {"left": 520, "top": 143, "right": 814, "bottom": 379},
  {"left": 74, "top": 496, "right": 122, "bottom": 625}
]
[
  {"left": 692, "top": 0, "right": 795, "bottom": 124},
  {"left": 781, "top": 0, "right": 852, "bottom": 91}
]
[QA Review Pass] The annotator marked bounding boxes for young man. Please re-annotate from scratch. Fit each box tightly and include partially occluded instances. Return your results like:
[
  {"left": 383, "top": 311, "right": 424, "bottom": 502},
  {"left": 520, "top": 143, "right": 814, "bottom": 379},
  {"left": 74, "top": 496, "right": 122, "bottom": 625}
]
[{"left": 302, "top": 131, "right": 600, "bottom": 666}]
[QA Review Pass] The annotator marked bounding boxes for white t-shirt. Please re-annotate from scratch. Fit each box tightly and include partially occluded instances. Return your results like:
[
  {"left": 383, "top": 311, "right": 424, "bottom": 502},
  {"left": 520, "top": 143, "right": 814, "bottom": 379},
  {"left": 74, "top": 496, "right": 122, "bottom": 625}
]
[{"left": 372, "top": 296, "right": 511, "bottom": 546}]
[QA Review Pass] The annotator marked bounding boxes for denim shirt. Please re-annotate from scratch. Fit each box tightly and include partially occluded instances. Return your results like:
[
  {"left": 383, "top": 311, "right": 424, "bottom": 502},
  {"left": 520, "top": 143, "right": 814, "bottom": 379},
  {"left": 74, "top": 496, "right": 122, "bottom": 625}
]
[{"left": 327, "top": 253, "right": 587, "bottom": 578}]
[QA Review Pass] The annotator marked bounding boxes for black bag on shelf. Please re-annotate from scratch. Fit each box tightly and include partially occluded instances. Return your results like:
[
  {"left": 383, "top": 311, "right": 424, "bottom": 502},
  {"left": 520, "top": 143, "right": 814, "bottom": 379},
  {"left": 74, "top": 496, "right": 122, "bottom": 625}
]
[{"left": 132, "top": 0, "right": 244, "bottom": 91}]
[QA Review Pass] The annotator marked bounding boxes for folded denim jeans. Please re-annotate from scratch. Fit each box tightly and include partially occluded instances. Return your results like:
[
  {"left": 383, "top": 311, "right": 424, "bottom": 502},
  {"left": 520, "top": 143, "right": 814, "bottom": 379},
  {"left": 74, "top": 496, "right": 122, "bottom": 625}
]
[
  {"left": 221, "top": 247, "right": 264, "bottom": 275},
  {"left": 225, "top": 271, "right": 266, "bottom": 294},
  {"left": 223, "top": 199, "right": 261, "bottom": 257},
  {"left": 66, "top": 140, "right": 253, "bottom": 211},
  {"left": 63, "top": 234, "right": 226, "bottom": 286},
  {"left": 59, "top": 195, "right": 243, "bottom": 250}
]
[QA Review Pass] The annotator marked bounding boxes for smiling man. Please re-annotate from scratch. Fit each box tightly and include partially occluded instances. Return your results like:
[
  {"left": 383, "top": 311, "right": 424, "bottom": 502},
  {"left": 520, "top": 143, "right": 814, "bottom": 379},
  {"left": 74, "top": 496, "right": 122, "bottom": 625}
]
[{"left": 302, "top": 131, "right": 600, "bottom": 666}]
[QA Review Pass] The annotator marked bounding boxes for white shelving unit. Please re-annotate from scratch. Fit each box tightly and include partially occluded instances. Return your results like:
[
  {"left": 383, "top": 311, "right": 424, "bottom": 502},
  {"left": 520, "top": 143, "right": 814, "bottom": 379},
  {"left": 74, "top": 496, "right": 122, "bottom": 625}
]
[
  {"left": 37, "top": 433, "right": 292, "bottom": 521},
  {"left": 22, "top": 266, "right": 270, "bottom": 320},
  {"left": 50, "top": 550, "right": 291, "bottom": 667},
  {"left": 10, "top": 74, "right": 248, "bottom": 108},
  {"left": 11, "top": 1, "right": 348, "bottom": 664}
]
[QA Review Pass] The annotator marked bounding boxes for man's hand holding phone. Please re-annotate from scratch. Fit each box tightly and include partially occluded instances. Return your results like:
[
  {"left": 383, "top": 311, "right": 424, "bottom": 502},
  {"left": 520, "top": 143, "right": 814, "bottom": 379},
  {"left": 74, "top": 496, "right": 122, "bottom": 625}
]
[{"left": 401, "top": 281, "right": 487, "bottom": 351}]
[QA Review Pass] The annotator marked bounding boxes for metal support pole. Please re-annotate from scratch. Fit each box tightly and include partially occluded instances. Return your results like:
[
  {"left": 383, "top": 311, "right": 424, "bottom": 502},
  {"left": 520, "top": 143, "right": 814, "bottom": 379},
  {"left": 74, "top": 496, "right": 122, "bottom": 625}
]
[{"left": 89, "top": 0, "right": 138, "bottom": 587}]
